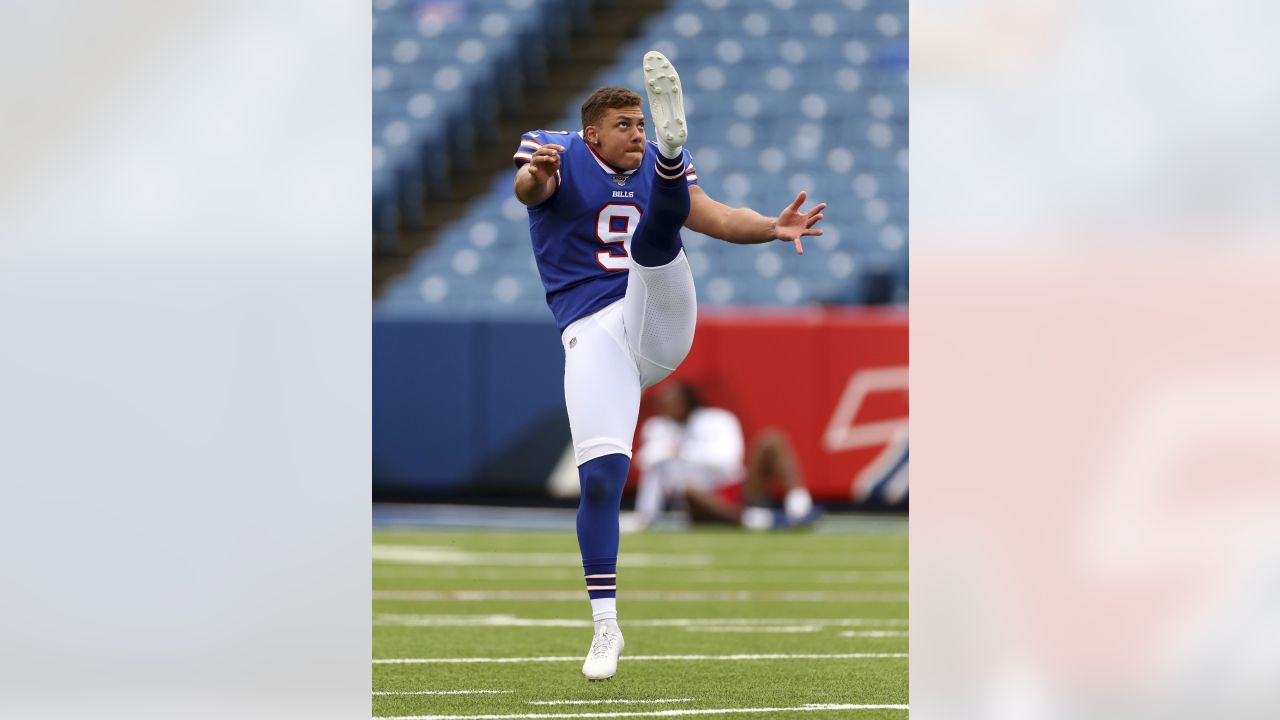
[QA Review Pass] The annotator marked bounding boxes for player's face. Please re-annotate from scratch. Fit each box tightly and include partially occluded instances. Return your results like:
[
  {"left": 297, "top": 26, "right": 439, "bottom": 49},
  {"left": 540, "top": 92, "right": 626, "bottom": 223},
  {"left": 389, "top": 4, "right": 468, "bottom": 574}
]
[{"left": 591, "top": 107, "right": 647, "bottom": 170}]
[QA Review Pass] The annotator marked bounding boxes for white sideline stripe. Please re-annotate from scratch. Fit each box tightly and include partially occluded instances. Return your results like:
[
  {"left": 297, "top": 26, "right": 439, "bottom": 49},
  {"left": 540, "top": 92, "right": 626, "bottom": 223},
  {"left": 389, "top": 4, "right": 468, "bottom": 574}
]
[
  {"left": 372, "top": 567, "right": 909, "bottom": 585},
  {"left": 527, "top": 699, "right": 691, "bottom": 706},
  {"left": 372, "top": 546, "right": 711, "bottom": 568},
  {"left": 371, "top": 545, "right": 904, "bottom": 569},
  {"left": 373, "top": 703, "right": 908, "bottom": 719},
  {"left": 374, "top": 690, "right": 513, "bottom": 696},
  {"left": 373, "top": 591, "right": 905, "bottom": 602},
  {"left": 375, "top": 614, "right": 907, "bottom": 629},
  {"left": 373, "top": 653, "right": 907, "bottom": 665}
]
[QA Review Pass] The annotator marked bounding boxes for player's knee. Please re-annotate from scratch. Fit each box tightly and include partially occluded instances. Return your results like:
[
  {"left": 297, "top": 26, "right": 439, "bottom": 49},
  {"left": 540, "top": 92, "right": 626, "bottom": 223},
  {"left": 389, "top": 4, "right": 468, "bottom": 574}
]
[
  {"left": 636, "top": 329, "right": 695, "bottom": 384},
  {"left": 582, "top": 474, "right": 623, "bottom": 506},
  {"left": 578, "top": 454, "right": 629, "bottom": 508}
]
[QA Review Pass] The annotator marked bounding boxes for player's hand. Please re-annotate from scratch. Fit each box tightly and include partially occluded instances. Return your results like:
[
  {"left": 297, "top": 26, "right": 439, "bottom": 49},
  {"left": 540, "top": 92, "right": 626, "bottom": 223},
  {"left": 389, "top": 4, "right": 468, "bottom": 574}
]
[
  {"left": 774, "top": 191, "right": 826, "bottom": 256},
  {"left": 527, "top": 143, "right": 565, "bottom": 183}
]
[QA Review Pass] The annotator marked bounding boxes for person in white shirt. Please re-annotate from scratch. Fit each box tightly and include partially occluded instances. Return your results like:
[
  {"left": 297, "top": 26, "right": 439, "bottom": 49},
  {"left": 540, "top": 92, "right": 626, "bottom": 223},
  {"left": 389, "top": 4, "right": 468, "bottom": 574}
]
[{"left": 627, "top": 381, "right": 816, "bottom": 531}]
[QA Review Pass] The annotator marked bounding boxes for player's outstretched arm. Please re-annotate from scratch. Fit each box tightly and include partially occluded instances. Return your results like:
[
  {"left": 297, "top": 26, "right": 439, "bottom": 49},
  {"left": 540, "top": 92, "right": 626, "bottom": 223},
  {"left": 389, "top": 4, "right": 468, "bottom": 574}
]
[
  {"left": 685, "top": 186, "right": 825, "bottom": 255},
  {"left": 513, "top": 143, "right": 565, "bottom": 206}
]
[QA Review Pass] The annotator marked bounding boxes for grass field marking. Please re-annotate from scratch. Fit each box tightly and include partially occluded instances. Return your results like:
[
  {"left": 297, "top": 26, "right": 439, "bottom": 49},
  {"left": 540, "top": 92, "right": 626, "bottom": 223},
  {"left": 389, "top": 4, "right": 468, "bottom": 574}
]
[
  {"left": 374, "top": 567, "right": 584, "bottom": 581},
  {"left": 812, "top": 570, "right": 909, "bottom": 583},
  {"left": 373, "top": 690, "right": 514, "bottom": 696},
  {"left": 374, "top": 703, "right": 909, "bottom": 719},
  {"left": 526, "top": 699, "right": 691, "bottom": 706},
  {"left": 681, "top": 626, "right": 819, "bottom": 633},
  {"left": 750, "top": 551, "right": 906, "bottom": 567},
  {"left": 373, "top": 591, "right": 905, "bottom": 602},
  {"left": 373, "top": 546, "right": 711, "bottom": 568},
  {"left": 375, "top": 614, "right": 907, "bottom": 629},
  {"left": 838, "top": 630, "right": 910, "bottom": 638},
  {"left": 376, "top": 614, "right": 587, "bottom": 628},
  {"left": 373, "top": 653, "right": 907, "bottom": 664},
  {"left": 626, "top": 617, "right": 908, "bottom": 627},
  {"left": 373, "top": 567, "right": 908, "bottom": 585},
  {"left": 373, "top": 653, "right": 581, "bottom": 666},
  {"left": 611, "top": 653, "right": 910, "bottom": 661}
]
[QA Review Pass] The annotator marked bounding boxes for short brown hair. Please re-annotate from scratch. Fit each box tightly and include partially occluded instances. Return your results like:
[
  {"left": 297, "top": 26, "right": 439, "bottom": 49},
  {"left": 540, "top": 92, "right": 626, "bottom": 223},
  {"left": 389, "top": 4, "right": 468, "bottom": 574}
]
[{"left": 580, "top": 87, "right": 642, "bottom": 128}]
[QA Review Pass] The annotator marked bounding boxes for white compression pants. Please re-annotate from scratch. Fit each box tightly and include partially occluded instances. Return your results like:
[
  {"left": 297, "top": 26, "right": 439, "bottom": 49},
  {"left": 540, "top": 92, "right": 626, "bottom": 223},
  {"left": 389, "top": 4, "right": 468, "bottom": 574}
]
[{"left": 561, "top": 251, "right": 698, "bottom": 466}]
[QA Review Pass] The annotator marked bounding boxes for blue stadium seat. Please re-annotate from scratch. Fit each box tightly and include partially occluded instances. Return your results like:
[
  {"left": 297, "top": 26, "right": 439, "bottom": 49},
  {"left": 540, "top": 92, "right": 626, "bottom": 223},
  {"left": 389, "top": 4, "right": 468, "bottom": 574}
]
[{"left": 376, "top": 0, "right": 908, "bottom": 307}]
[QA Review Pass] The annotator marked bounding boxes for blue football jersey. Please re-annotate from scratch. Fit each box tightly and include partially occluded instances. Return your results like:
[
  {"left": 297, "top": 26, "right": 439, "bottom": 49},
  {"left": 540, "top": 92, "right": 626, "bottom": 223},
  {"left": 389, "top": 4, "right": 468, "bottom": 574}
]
[{"left": 513, "top": 130, "right": 699, "bottom": 332}]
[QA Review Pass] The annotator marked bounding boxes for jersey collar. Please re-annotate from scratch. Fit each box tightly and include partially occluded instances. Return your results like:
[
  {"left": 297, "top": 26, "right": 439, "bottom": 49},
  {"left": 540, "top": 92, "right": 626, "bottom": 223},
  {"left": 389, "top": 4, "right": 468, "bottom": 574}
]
[{"left": 579, "top": 130, "right": 638, "bottom": 176}]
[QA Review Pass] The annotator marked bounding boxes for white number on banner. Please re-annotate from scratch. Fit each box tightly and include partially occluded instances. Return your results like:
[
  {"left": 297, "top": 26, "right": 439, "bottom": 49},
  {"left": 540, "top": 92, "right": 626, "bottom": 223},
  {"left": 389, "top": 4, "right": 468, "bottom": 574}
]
[{"left": 595, "top": 204, "right": 642, "bottom": 271}]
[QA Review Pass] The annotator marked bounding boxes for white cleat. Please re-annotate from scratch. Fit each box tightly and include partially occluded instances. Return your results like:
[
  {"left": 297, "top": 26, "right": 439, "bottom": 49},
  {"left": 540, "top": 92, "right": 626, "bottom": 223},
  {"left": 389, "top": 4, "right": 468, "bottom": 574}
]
[
  {"left": 642, "top": 50, "right": 687, "bottom": 150},
  {"left": 582, "top": 619, "right": 625, "bottom": 680}
]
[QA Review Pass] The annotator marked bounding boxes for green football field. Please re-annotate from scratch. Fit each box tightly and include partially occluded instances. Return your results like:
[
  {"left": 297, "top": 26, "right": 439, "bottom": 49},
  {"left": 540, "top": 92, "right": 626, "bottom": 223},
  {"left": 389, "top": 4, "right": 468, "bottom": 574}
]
[{"left": 373, "top": 518, "right": 908, "bottom": 719}]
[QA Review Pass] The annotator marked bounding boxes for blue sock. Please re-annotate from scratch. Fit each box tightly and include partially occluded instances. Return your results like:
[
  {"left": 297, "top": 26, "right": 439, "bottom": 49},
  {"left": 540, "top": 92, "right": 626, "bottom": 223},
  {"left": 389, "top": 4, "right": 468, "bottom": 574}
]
[
  {"left": 630, "top": 154, "right": 690, "bottom": 267},
  {"left": 576, "top": 454, "right": 629, "bottom": 612}
]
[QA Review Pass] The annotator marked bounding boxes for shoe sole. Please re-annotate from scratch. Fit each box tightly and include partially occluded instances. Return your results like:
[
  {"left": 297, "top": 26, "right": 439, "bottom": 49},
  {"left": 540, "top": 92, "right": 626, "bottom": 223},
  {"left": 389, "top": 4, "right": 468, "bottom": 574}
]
[
  {"left": 643, "top": 51, "right": 686, "bottom": 149},
  {"left": 583, "top": 666, "right": 617, "bottom": 681}
]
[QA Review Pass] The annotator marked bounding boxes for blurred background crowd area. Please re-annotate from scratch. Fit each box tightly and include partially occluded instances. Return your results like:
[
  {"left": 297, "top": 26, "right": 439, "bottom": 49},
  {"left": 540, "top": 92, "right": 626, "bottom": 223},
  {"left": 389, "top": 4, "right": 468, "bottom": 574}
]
[
  {"left": 372, "top": 0, "right": 908, "bottom": 310},
  {"left": 372, "top": 0, "right": 909, "bottom": 509}
]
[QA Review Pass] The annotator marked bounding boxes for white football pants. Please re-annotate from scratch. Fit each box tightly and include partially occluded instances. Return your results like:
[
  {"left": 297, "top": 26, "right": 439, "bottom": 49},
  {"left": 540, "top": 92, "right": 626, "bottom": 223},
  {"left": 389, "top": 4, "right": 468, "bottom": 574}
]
[{"left": 561, "top": 251, "right": 697, "bottom": 466}]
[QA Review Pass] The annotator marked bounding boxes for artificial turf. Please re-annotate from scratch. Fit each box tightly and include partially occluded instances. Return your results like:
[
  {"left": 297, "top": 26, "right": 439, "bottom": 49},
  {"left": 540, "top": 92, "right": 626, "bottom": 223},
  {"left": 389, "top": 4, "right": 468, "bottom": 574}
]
[{"left": 373, "top": 519, "right": 907, "bottom": 719}]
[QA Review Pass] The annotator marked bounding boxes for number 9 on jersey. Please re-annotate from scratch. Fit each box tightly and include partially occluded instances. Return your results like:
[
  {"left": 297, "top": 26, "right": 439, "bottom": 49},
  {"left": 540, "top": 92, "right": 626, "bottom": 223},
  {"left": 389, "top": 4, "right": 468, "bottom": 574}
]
[{"left": 595, "top": 203, "right": 642, "bottom": 271}]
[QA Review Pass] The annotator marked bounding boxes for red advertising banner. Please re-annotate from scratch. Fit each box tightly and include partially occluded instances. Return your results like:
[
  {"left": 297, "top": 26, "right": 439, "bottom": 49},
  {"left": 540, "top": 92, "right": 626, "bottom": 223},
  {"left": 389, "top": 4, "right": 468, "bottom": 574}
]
[{"left": 630, "top": 308, "right": 909, "bottom": 503}]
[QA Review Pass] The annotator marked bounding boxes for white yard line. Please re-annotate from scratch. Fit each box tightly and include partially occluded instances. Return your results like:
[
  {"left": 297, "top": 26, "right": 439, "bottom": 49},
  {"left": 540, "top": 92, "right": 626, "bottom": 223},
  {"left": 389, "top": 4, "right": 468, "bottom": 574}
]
[
  {"left": 374, "top": 614, "right": 907, "bottom": 629},
  {"left": 527, "top": 700, "right": 691, "bottom": 706},
  {"left": 749, "top": 552, "right": 906, "bottom": 567},
  {"left": 373, "top": 686, "right": 512, "bottom": 691},
  {"left": 373, "top": 591, "right": 905, "bottom": 602},
  {"left": 813, "top": 570, "right": 909, "bottom": 583},
  {"left": 839, "top": 630, "right": 910, "bottom": 638},
  {"left": 680, "top": 626, "right": 819, "bottom": 633},
  {"left": 374, "top": 703, "right": 908, "bottom": 719},
  {"left": 373, "top": 653, "right": 907, "bottom": 665},
  {"left": 374, "top": 567, "right": 584, "bottom": 581}
]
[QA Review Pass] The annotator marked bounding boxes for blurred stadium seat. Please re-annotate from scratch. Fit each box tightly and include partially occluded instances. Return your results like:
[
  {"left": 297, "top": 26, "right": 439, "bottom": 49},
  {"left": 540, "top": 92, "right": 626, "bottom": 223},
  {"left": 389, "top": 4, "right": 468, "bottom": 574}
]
[{"left": 373, "top": 0, "right": 907, "bottom": 309}]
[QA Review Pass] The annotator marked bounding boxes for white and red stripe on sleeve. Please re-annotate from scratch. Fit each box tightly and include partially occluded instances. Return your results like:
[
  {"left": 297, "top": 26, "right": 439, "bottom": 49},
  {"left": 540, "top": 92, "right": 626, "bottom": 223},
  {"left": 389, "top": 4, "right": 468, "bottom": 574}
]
[{"left": 512, "top": 131, "right": 545, "bottom": 167}]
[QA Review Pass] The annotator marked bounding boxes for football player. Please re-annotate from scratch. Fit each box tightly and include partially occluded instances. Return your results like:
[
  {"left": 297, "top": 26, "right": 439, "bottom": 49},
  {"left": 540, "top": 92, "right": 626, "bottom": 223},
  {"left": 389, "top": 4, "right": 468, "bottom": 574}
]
[{"left": 512, "top": 51, "right": 825, "bottom": 681}]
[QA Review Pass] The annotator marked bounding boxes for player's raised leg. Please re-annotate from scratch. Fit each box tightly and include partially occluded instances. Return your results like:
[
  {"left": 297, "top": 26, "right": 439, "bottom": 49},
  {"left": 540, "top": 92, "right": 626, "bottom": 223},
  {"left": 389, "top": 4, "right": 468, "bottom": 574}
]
[
  {"left": 631, "top": 50, "right": 690, "bottom": 270},
  {"left": 625, "top": 50, "right": 697, "bottom": 390}
]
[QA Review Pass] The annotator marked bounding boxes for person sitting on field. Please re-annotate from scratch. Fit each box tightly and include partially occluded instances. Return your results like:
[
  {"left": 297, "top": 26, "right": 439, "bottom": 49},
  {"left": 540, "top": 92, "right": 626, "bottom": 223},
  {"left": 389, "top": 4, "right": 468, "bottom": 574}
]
[{"left": 624, "top": 381, "right": 818, "bottom": 532}]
